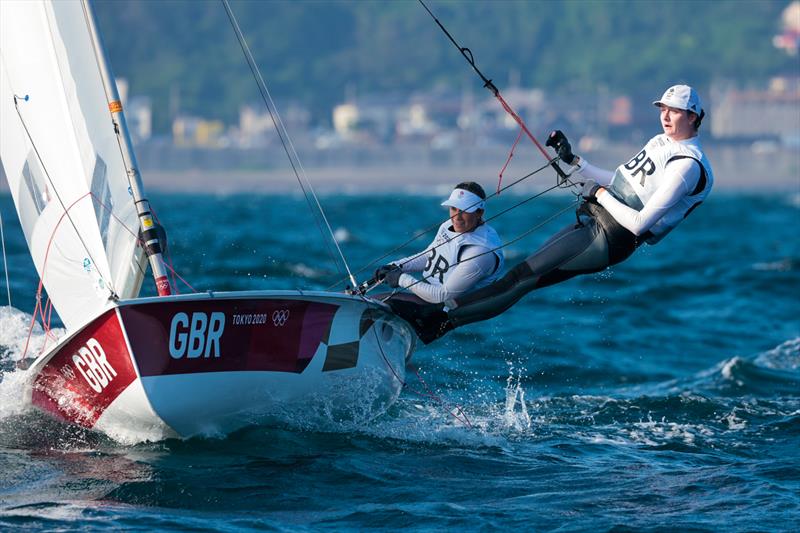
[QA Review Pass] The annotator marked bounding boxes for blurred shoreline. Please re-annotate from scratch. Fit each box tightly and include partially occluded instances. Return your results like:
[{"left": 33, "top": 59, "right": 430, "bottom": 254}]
[
  {"left": 1, "top": 143, "right": 797, "bottom": 194},
  {"left": 138, "top": 142, "right": 798, "bottom": 194}
]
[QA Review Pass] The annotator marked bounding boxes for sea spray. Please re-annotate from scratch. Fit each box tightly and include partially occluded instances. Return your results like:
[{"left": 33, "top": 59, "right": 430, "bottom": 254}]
[{"left": 503, "top": 363, "right": 531, "bottom": 431}]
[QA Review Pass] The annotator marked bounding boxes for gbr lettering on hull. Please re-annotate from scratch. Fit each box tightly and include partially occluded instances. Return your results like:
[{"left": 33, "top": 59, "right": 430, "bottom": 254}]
[
  {"left": 72, "top": 338, "right": 117, "bottom": 393},
  {"left": 169, "top": 312, "right": 226, "bottom": 359}
]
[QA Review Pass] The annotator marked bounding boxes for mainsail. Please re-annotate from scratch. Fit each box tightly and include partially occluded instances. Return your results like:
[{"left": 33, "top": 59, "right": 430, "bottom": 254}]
[{"left": 0, "top": 0, "right": 145, "bottom": 329}]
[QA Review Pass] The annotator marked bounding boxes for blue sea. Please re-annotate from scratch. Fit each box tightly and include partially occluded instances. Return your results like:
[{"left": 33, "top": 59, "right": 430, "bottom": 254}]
[{"left": 0, "top": 189, "right": 798, "bottom": 531}]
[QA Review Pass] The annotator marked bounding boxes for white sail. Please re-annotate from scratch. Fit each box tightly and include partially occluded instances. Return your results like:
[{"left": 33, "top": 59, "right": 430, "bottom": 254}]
[{"left": 0, "top": 0, "right": 145, "bottom": 330}]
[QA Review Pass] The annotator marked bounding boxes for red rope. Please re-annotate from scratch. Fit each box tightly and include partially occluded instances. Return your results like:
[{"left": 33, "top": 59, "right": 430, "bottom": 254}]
[
  {"left": 89, "top": 194, "right": 196, "bottom": 293},
  {"left": 21, "top": 192, "right": 92, "bottom": 359},
  {"left": 411, "top": 366, "right": 473, "bottom": 428},
  {"left": 21, "top": 288, "right": 43, "bottom": 360},
  {"left": 492, "top": 91, "right": 554, "bottom": 195},
  {"left": 21, "top": 192, "right": 199, "bottom": 360},
  {"left": 368, "top": 308, "right": 473, "bottom": 428},
  {"left": 497, "top": 126, "right": 523, "bottom": 194},
  {"left": 494, "top": 92, "right": 551, "bottom": 159}
]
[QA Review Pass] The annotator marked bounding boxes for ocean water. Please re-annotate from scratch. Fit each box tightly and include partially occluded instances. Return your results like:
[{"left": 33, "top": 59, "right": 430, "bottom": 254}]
[{"left": 0, "top": 189, "right": 798, "bottom": 531}]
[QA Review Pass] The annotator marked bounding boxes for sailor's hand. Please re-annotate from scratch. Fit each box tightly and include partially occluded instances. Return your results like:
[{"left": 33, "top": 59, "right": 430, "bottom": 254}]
[
  {"left": 374, "top": 264, "right": 399, "bottom": 281},
  {"left": 384, "top": 268, "right": 403, "bottom": 288},
  {"left": 581, "top": 180, "right": 602, "bottom": 200},
  {"left": 545, "top": 130, "right": 576, "bottom": 165}
]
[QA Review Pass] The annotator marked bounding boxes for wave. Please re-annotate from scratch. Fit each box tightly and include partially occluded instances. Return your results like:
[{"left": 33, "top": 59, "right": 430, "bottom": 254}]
[
  {"left": 752, "top": 258, "right": 798, "bottom": 272},
  {"left": 2, "top": 297, "right": 797, "bottom": 452},
  {"left": 348, "top": 338, "right": 800, "bottom": 450}
]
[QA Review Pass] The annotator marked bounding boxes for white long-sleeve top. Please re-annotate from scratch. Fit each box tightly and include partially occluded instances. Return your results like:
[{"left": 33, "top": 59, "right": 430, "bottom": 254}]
[
  {"left": 575, "top": 134, "right": 713, "bottom": 242},
  {"left": 396, "top": 245, "right": 498, "bottom": 303},
  {"left": 391, "top": 220, "right": 504, "bottom": 303}
]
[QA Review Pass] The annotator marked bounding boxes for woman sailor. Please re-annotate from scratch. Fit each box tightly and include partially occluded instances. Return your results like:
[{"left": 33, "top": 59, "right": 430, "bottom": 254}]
[
  {"left": 395, "top": 84, "right": 714, "bottom": 343},
  {"left": 375, "top": 181, "right": 504, "bottom": 304}
]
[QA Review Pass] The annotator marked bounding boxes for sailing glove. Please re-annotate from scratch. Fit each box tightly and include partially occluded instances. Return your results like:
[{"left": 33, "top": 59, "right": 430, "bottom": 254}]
[
  {"left": 375, "top": 264, "right": 400, "bottom": 282},
  {"left": 383, "top": 268, "right": 403, "bottom": 288},
  {"left": 581, "top": 180, "right": 601, "bottom": 200},
  {"left": 545, "top": 130, "right": 576, "bottom": 165}
]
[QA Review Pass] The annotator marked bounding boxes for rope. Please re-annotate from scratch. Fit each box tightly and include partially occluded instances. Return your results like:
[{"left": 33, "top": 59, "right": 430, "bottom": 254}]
[
  {"left": 18, "top": 191, "right": 198, "bottom": 361},
  {"left": 416, "top": 0, "right": 568, "bottom": 183},
  {"left": 90, "top": 194, "right": 197, "bottom": 294},
  {"left": 21, "top": 191, "right": 92, "bottom": 359},
  {"left": 364, "top": 294, "right": 473, "bottom": 427},
  {"left": 221, "top": 0, "right": 358, "bottom": 289},
  {"left": 497, "top": 127, "right": 523, "bottom": 193}
]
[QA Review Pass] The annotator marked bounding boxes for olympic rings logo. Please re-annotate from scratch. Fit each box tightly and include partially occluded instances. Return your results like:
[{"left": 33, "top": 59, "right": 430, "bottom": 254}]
[
  {"left": 272, "top": 309, "right": 290, "bottom": 326},
  {"left": 60, "top": 365, "right": 76, "bottom": 381}
]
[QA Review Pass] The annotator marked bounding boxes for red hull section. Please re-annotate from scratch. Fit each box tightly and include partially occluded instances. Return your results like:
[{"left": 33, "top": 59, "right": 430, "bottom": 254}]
[
  {"left": 31, "top": 310, "right": 137, "bottom": 428},
  {"left": 119, "top": 298, "right": 338, "bottom": 377}
]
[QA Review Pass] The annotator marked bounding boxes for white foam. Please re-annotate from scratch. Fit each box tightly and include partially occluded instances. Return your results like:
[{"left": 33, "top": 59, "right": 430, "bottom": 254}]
[
  {"left": 333, "top": 227, "right": 352, "bottom": 242},
  {"left": 755, "top": 337, "right": 800, "bottom": 370},
  {"left": 0, "top": 306, "right": 65, "bottom": 421},
  {"left": 0, "top": 306, "right": 66, "bottom": 362},
  {"left": 720, "top": 356, "right": 745, "bottom": 386}
]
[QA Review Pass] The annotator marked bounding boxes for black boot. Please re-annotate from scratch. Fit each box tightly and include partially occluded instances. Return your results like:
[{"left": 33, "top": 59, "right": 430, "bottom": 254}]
[{"left": 388, "top": 299, "right": 454, "bottom": 345}]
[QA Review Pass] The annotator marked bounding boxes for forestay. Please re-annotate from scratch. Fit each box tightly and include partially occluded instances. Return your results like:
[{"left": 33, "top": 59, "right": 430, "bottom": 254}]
[{"left": 0, "top": 0, "right": 145, "bottom": 330}]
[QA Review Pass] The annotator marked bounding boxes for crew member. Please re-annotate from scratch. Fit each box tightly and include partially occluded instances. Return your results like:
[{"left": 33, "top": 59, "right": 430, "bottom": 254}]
[
  {"left": 376, "top": 181, "right": 504, "bottom": 304},
  {"left": 395, "top": 84, "right": 714, "bottom": 343}
]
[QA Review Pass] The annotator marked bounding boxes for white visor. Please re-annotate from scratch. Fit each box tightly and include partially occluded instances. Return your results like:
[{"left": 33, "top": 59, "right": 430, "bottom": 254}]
[{"left": 441, "top": 188, "right": 485, "bottom": 213}]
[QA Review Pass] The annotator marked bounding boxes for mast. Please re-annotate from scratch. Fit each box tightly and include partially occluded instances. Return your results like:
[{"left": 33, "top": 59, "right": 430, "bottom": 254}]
[{"left": 80, "top": 0, "right": 172, "bottom": 296}]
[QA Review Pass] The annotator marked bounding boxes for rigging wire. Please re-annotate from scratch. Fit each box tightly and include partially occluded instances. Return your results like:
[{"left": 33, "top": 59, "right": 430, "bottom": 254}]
[
  {"left": 12, "top": 95, "right": 116, "bottom": 300},
  {"left": 221, "top": 0, "right": 358, "bottom": 289},
  {"left": 327, "top": 156, "right": 575, "bottom": 291},
  {"left": 358, "top": 293, "right": 473, "bottom": 426},
  {"left": 324, "top": 1, "right": 586, "bottom": 291},
  {"left": 78, "top": 1, "right": 143, "bottom": 233},
  {"left": 381, "top": 193, "right": 581, "bottom": 299},
  {"left": 0, "top": 205, "right": 11, "bottom": 306},
  {"left": 416, "top": 0, "right": 568, "bottom": 185}
]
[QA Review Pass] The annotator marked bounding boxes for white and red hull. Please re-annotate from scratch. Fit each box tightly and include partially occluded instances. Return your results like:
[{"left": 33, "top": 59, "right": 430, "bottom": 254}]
[{"left": 24, "top": 290, "right": 415, "bottom": 442}]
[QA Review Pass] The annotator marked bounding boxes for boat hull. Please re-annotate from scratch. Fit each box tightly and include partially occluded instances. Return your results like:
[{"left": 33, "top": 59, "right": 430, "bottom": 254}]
[{"left": 25, "top": 291, "right": 415, "bottom": 442}]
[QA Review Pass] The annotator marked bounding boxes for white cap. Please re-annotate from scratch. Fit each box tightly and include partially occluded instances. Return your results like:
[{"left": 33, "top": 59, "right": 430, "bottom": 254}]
[
  {"left": 441, "top": 187, "right": 485, "bottom": 213},
  {"left": 653, "top": 84, "right": 703, "bottom": 115}
]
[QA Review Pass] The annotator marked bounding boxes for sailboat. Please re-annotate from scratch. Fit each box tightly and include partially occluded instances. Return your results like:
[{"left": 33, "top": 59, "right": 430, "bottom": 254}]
[{"left": 0, "top": 0, "right": 415, "bottom": 442}]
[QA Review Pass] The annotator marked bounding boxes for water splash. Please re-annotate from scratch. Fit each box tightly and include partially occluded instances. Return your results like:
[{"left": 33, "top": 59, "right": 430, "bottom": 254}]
[
  {"left": 502, "top": 363, "right": 531, "bottom": 431},
  {"left": 1, "top": 306, "right": 65, "bottom": 363},
  {"left": 0, "top": 307, "right": 70, "bottom": 428}
]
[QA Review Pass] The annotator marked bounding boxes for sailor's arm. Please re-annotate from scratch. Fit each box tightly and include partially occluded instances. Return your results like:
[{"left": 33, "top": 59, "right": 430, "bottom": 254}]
[
  {"left": 573, "top": 156, "right": 614, "bottom": 186},
  {"left": 399, "top": 246, "right": 497, "bottom": 304},
  {"left": 393, "top": 249, "right": 429, "bottom": 272},
  {"left": 595, "top": 158, "right": 700, "bottom": 235}
]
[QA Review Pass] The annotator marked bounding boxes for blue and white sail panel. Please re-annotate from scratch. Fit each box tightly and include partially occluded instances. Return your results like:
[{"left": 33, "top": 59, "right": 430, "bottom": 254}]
[{"left": 0, "top": 0, "right": 144, "bottom": 330}]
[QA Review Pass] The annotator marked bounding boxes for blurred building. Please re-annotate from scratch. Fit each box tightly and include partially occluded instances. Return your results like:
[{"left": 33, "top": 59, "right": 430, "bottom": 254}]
[
  {"left": 116, "top": 78, "right": 151, "bottom": 142},
  {"left": 710, "top": 78, "right": 800, "bottom": 145},
  {"left": 233, "top": 103, "right": 310, "bottom": 148},
  {"left": 172, "top": 116, "right": 225, "bottom": 148},
  {"left": 236, "top": 105, "right": 275, "bottom": 148},
  {"left": 330, "top": 95, "right": 405, "bottom": 145}
]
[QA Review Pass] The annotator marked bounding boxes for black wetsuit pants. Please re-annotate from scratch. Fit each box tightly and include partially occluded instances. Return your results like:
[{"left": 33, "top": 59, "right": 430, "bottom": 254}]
[{"left": 448, "top": 201, "right": 641, "bottom": 327}]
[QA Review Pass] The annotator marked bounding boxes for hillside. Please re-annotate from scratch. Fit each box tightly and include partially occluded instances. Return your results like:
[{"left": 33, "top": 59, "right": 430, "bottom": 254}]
[{"left": 93, "top": 0, "right": 795, "bottom": 133}]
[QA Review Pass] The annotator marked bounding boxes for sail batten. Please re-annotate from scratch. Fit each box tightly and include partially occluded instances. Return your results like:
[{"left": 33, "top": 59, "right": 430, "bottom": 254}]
[{"left": 0, "top": 0, "right": 144, "bottom": 330}]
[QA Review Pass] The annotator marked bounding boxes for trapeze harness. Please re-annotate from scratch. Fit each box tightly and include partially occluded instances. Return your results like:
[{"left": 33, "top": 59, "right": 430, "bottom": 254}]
[
  {"left": 446, "top": 134, "right": 714, "bottom": 327},
  {"left": 393, "top": 220, "right": 505, "bottom": 304}
]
